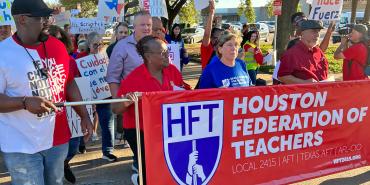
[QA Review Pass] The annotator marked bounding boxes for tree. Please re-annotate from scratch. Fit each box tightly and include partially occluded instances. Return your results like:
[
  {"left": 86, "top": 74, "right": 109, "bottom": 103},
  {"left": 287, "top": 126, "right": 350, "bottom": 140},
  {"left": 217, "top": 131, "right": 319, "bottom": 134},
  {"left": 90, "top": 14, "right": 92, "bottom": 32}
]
[
  {"left": 178, "top": 0, "right": 199, "bottom": 26},
  {"left": 237, "top": 0, "right": 256, "bottom": 23},
  {"left": 364, "top": 0, "right": 370, "bottom": 23},
  {"left": 276, "top": 0, "right": 300, "bottom": 59},
  {"left": 350, "top": 0, "right": 359, "bottom": 23},
  {"left": 166, "top": 0, "right": 188, "bottom": 27},
  {"left": 60, "top": 0, "right": 98, "bottom": 17}
]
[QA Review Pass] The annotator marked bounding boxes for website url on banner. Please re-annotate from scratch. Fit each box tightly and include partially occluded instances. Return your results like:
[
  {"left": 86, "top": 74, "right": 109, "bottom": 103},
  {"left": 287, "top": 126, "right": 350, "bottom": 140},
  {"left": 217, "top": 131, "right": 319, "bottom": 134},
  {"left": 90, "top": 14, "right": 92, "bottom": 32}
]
[{"left": 332, "top": 155, "right": 361, "bottom": 164}]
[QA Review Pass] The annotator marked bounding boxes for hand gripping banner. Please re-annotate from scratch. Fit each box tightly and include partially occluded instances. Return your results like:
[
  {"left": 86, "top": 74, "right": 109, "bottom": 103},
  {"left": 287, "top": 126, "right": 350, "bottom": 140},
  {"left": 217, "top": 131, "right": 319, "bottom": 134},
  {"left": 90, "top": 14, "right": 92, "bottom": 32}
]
[{"left": 142, "top": 81, "right": 370, "bottom": 185}]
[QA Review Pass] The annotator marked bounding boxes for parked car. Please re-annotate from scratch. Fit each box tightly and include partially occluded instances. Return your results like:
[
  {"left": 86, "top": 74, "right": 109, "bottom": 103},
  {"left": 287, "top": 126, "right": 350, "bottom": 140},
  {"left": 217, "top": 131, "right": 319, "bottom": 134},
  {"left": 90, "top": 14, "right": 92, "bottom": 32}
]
[
  {"left": 249, "top": 23, "right": 270, "bottom": 42},
  {"left": 258, "top": 21, "right": 275, "bottom": 33},
  {"left": 182, "top": 27, "right": 205, "bottom": 44}
]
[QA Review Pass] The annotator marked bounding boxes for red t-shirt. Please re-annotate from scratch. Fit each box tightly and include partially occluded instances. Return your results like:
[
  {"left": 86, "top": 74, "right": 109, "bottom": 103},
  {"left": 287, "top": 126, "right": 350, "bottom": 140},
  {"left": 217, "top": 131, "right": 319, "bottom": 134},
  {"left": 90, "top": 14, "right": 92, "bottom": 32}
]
[
  {"left": 278, "top": 41, "right": 328, "bottom": 82},
  {"left": 201, "top": 43, "right": 214, "bottom": 70},
  {"left": 13, "top": 35, "right": 72, "bottom": 147},
  {"left": 117, "top": 64, "right": 184, "bottom": 129},
  {"left": 342, "top": 43, "right": 369, "bottom": 81}
]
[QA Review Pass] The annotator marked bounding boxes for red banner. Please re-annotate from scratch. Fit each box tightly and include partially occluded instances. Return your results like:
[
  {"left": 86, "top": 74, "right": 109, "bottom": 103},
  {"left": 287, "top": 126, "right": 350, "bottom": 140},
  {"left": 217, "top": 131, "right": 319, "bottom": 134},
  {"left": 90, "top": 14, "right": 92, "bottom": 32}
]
[{"left": 142, "top": 81, "right": 370, "bottom": 185}]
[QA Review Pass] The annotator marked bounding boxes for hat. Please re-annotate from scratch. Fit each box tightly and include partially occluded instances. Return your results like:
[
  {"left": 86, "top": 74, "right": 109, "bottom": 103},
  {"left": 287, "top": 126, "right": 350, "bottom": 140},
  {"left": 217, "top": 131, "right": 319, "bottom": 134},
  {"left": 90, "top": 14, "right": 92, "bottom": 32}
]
[
  {"left": 299, "top": 20, "right": 324, "bottom": 31},
  {"left": 352, "top": 24, "right": 369, "bottom": 40},
  {"left": 11, "top": 0, "right": 54, "bottom": 17}
]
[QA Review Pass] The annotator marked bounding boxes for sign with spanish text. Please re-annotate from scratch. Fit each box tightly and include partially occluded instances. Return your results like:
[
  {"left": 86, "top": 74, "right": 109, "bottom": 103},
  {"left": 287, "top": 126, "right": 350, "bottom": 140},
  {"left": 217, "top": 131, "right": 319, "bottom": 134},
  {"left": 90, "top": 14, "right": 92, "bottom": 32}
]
[
  {"left": 0, "top": 0, "right": 14, "bottom": 26},
  {"left": 142, "top": 81, "right": 370, "bottom": 184},
  {"left": 167, "top": 44, "right": 180, "bottom": 72},
  {"left": 66, "top": 77, "right": 94, "bottom": 138},
  {"left": 309, "top": 0, "right": 343, "bottom": 21},
  {"left": 97, "top": 0, "right": 126, "bottom": 23},
  {"left": 75, "top": 53, "right": 111, "bottom": 100},
  {"left": 140, "top": 0, "right": 168, "bottom": 19},
  {"left": 70, "top": 18, "right": 105, "bottom": 34}
]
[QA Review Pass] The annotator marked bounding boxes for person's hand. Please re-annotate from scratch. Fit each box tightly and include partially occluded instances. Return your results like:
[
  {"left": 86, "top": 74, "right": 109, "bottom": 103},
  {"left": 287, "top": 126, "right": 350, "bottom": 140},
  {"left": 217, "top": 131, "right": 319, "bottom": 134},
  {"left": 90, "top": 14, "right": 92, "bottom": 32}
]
[
  {"left": 123, "top": 92, "right": 138, "bottom": 106},
  {"left": 305, "top": 78, "right": 318, "bottom": 83},
  {"left": 341, "top": 35, "right": 349, "bottom": 45},
  {"left": 209, "top": 0, "right": 215, "bottom": 12},
  {"left": 328, "top": 22, "right": 336, "bottom": 32},
  {"left": 193, "top": 164, "right": 206, "bottom": 181},
  {"left": 183, "top": 48, "right": 188, "bottom": 58},
  {"left": 24, "top": 96, "right": 58, "bottom": 114},
  {"left": 188, "top": 151, "right": 199, "bottom": 175},
  {"left": 80, "top": 117, "right": 93, "bottom": 143}
]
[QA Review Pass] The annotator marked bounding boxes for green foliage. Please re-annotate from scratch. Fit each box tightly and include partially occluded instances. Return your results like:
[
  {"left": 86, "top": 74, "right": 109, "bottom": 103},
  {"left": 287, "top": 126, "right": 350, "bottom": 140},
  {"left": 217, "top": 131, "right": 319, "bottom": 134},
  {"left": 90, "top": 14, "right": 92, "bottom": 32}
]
[
  {"left": 237, "top": 0, "right": 256, "bottom": 23},
  {"left": 60, "top": 0, "right": 98, "bottom": 18},
  {"left": 179, "top": 0, "right": 199, "bottom": 25},
  {"left": 266, "top": 0, "right": 273, "bottom": 18}
]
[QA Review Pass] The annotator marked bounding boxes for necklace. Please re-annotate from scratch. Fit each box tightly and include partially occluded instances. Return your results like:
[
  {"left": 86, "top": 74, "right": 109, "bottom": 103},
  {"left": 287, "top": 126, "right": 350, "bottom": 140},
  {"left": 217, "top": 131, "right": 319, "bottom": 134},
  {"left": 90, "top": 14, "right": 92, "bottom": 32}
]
[{"left": 16, "top": 34, "right": 49, "bottom": 78}]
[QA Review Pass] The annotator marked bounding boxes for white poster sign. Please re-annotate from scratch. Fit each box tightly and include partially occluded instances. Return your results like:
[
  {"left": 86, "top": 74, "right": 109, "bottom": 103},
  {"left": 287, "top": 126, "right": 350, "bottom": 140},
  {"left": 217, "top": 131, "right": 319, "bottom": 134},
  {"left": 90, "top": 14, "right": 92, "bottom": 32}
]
[
  {"left": 0, "top": 0, "right": 14, "bottom": 26},
  {"left": 70, "top": 9, "right": 80, "bottom": 17},
  {"left": 67, "top": 77, "right": 94, "bottom": 138},
  {"left": 308, "top": 0, "right": 343, "bottom": 21},
  {"left": 97, "top": 0, "right": 126, "bottom": 23},
  {"left": 167, "top": 44, "right": 180, "bottom": 71},
  {"left": 140, "top": 0, "right": 168, "bottom": 19},
  {"left": 75, "top": 53, "right": 112, "bottom": 100},
  {"left": 70, "top": 18, "right": 105, "bottom": 34},
  {"left": 195, "top": 0, "right": 209, "bottom": 11},
  {"left": 53, "top": 11, "right": 71, "bottom": 27}
]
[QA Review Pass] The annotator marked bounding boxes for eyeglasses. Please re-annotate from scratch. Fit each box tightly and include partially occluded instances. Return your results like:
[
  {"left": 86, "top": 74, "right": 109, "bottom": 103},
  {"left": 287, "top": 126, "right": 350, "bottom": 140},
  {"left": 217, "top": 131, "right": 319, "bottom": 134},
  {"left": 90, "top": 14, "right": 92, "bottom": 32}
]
[
  {"left": 25, "top": 15, "right": 53, "bottom": 23},
  {"left": 147, "top": 49, "right": 169, "bottom": 58}
]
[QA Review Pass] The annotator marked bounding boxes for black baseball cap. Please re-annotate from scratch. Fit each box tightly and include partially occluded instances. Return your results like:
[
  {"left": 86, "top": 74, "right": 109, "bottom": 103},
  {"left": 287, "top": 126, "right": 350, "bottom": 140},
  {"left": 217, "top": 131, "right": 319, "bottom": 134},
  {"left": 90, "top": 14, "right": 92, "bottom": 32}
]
[{"left": 11, "top": 0, "right": 54, "bottom": 17}]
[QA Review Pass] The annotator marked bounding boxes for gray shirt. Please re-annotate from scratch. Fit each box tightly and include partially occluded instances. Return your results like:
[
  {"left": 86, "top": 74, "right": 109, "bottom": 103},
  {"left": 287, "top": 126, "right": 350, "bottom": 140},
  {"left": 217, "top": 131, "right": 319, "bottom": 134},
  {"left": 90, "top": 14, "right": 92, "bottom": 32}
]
[{"left": 106, "top": 34, "right": 143, "bottom": 84}]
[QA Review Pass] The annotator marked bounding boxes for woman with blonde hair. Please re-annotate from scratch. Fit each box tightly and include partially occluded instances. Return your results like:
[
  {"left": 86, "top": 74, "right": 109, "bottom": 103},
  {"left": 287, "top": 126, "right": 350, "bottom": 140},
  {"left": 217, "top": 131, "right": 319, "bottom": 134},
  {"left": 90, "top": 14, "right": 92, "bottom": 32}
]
[{"left": 199, "top": 31, "right": 251, "bottom": 88}]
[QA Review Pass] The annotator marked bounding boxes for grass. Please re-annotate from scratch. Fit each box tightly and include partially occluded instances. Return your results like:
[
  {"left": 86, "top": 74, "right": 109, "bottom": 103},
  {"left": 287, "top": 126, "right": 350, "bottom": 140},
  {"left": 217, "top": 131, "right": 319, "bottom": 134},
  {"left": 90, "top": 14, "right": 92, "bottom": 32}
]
[{"left": 185, "top": 43, "right": 343, "bottom": 74}]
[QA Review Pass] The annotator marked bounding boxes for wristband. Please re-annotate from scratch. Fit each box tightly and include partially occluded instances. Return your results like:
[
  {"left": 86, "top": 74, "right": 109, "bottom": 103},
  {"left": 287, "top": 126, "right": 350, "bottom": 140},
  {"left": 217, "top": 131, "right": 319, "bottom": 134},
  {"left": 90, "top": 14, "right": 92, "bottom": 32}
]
[{"left": 22, "top": 96, "right": 27, "bottom": 110}]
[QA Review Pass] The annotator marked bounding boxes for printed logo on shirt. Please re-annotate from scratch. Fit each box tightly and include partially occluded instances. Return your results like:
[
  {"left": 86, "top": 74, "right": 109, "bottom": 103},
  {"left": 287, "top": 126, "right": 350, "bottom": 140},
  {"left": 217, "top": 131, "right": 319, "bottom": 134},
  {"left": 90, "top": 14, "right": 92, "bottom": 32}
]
[{"left": 221, "top": 76, "right": 249, "bottom": 87}]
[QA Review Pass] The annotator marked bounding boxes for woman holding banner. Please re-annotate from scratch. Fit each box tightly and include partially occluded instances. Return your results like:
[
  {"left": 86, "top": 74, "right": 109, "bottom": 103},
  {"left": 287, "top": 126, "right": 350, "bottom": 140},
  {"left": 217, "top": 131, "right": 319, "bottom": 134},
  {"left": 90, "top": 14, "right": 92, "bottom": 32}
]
[
  {"left": 112, "top": 35, "right": 189, "bottom": 185},
  {"left": 199, "top": 32, "right": 252, "bottom": 88}
]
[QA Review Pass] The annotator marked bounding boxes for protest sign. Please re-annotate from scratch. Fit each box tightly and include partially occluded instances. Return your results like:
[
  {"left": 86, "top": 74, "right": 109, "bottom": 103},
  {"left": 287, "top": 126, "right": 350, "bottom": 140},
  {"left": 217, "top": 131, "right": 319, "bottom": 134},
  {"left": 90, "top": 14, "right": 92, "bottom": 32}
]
[
  {"left": 53, "top": 11, "right": 71, "bottom": 27},
  {"left": 142, "top": 81, "right": 370, "bottom": 185},
  {"left": 167, "top": 44, "right": 181, "bottom": 72},
  {"left": 308, "top": 0, "right": 343, "bottom": 21},
  {"left": 140, "top": 0, "right": 168, "bottom": 19},
  {"left": 75, "top": 53, "right": 111, "bottom": 100},
  {"left": 97, "top": 0, "right": 125, "bottom": 23},
  {"left": 66, "top": 77, "right": 94, "bottom": 138},
  {"left": 194, "top": 0, "right": 209, "bottom": 11},
  {"left": 70, "top": 18, "right": 105, "bottom": 34},
  {"left": 70, "top": 9, "right": 80, "bottom": 17},
  {"left": 0, "top": 0, "right": 14, "bottom": 26}
]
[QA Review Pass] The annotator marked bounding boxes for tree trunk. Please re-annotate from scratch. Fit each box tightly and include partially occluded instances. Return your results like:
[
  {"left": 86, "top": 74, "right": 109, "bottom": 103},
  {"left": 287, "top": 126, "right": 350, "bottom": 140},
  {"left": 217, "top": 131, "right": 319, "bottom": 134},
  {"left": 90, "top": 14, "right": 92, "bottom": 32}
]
[
  {"left": 167, "top": 0, "right": 187, "bottom": 28},
  {"left": 351, "top": 0, "right": 358, "bottom": 24},
  {"left": 276, "top": 0, "right": 300, "bottom": 59},
  {"left": 364, "top": 0, "right": 370, "bottom": 23}
]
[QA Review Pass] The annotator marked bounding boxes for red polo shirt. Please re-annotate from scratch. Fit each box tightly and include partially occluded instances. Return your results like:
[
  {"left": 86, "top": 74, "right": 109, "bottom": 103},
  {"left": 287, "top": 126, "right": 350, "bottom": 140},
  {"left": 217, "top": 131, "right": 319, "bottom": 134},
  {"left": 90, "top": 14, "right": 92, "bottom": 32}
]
[
  {"left": 117, "top": 64, "right": 184, "bottom": 129},
  {"left": 278, "top": 41, "right": 328, "bottom": 82},
  {"left": 201, "top": 43, "right": 214, "bottom": 70},
  {"left": 342, "top": 43, "right": 369, "bottom": 81}
]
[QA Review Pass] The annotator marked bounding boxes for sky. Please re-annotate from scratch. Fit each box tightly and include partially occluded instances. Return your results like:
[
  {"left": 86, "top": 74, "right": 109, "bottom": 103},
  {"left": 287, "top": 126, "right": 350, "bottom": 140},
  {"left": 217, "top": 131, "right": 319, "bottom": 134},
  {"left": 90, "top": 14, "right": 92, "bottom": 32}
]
[{"left": 45, "top": 0, "right": 270, "bottom": 8}]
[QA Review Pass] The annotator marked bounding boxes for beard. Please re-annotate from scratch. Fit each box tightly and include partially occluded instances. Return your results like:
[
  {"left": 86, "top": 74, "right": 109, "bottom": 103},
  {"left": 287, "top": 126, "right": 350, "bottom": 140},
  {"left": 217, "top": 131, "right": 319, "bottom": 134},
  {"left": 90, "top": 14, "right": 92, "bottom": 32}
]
[{"left": 38, "top": 26, "right": 50, "bottom": 42}]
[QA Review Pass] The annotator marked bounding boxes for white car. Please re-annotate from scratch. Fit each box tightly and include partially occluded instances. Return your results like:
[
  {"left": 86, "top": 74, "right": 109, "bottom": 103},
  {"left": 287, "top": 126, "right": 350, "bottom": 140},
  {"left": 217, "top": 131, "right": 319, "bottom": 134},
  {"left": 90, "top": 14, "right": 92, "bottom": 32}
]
[{"left": 182, "top": 27, "right": 205, "bottom": 44}]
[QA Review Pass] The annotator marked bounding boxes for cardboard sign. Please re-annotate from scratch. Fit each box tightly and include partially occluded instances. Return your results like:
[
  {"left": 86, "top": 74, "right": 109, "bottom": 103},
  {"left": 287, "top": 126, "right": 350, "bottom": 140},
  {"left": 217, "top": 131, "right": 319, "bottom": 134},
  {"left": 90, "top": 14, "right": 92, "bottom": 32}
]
[
  {"left": 75, "top": 53, "right": 112, "bottom": 100},
  {"left": 53, "top": 11, "right": 71, "bottom": 27},
  {"left": 142, "top": 81, "right": 370, "bottom": 185},
  {"left": 308, "top": 0, "right": 343, "bottom": 21},
  {"left": 97, "top": 0, "right": 125, "bottom": 23},
  {"left": 140, "top": 0, "right": 168, "bottom": 19},
  {"left": 195, "top": 0, "right": 209, "bottom": 11},
  {"left": 66, "top": 77, "right": 94, "bottom": 138},
  {"left": 70, "top": 18, "right": 105, "bottom": 34},
  {"left": 167, "top": 44, "right": 181, "bottom": 72},
  {"left": 0, "top": 0, "right": 14, "bottom": 26}
]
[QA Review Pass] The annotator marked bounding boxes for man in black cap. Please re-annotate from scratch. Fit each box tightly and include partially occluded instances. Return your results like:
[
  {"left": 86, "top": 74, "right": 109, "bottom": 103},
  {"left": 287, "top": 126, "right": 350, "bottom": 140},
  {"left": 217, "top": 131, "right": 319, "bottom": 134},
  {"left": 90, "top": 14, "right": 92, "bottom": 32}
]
[
  {"left": 0, "top": 0, "right": 92, "bottom": 184},
  {"left": 278, "top": 20, "right": 329, "bottom": 84},
  {"left": 334, "top": 24, "right": 369, "bottom": 81}
]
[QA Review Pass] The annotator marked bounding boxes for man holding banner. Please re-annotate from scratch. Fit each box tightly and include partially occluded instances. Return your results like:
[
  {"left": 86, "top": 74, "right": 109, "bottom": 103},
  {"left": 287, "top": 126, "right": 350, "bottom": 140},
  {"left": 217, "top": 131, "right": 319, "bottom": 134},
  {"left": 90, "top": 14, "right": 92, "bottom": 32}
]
[{"left": 0, "top": 0, "right": 92, "bottom": 184}]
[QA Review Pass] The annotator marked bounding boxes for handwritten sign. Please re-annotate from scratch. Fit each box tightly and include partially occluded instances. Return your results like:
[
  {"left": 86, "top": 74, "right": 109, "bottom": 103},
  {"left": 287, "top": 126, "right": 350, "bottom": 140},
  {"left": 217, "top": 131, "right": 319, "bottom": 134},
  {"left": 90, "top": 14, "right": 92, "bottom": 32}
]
[
  {"left": 70, "top": 18, "right": 105, "bottom": 34},
  {"left": 75, "top": 53, "right": 112, "bottom": 100},
  {"left": 66, "top": 77, "right": 94, "bottom": 138},
  {"left": 308, "top": 0, "right": 343, "bottom": 21},
  {"left": 140, "top": 0, "right": 168, "bottom": 19},
  {"left": 0, "top": 0, "right": 14, "bottom": 26},
  {"left": 167, "top": 44, "right": 180, "bottom": 71},
  {"left": 97, "top": 0, "right": 125, "bottom": 23}
]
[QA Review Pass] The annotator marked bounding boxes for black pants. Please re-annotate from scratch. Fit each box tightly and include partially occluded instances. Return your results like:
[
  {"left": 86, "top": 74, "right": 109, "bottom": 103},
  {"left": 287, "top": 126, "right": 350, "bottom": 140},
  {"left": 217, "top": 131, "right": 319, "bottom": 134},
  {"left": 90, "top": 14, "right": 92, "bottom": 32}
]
[{"left": 124, "top": 129, "right": 146, "bottom": 185}]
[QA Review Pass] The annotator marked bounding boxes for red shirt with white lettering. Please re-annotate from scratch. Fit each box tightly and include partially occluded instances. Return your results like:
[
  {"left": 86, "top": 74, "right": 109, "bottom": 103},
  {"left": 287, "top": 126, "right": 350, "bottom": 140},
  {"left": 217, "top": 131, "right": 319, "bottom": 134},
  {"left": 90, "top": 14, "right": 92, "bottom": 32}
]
[
  {"left": 342, "top": 43, "right": 369, "bottom": 81},
  {"left": 117, "top": 64, "right": 184, "bottom": 129}
]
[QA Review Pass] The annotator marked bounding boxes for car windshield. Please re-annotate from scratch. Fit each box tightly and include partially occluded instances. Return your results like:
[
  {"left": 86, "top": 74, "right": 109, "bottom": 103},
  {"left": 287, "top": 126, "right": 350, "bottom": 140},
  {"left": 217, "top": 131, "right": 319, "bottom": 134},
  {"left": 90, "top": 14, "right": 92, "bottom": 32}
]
[
  {"left": 183, "top": 28, "right": 196, "bottom": 33},
  {"left": 266, "top": 22, "right": 275, "bottom": 26}
]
